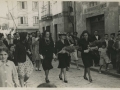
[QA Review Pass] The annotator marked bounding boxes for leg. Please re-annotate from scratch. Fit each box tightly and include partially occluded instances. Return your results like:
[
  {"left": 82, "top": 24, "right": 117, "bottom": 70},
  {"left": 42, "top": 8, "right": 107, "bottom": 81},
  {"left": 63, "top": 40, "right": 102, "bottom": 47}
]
[
  {"left": 19, "top": 75, "right": 25, "bottom": 87},
  {"left": 59, "top": 68, "right": 63, "bottom": 80},
  {"left": 38, "top": 60, "right": 41, "bottom": 70},
  {"left": 63, "top": 68, "right": 68, "bottom": 83},
  {"left": 83, "top": 67, "right": 88, "bottom": 80},
  {"left": 99, "top": 65, "right": 103, "bottom": 73},
  {"left": 45, "top": 70, "right": 49, "bottom": 82},
  {"left": 76, "top": 60, "right": 80, "bottom": 69},
  {"left": 36, "top": 60, "right": 38, "bottom": 70},
  {"left": 59, "top": 68, "right": 63, "bottom": 77},
  {"left": 87, "top": 67, "right": 92, "bottom": 82}
]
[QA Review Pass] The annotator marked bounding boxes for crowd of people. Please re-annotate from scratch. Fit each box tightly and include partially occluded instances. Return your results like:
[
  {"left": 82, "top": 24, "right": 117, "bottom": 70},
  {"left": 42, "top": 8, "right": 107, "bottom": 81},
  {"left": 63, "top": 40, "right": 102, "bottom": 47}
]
[{"left": 0, "top": 29, "right": 120, "bottom": 87}]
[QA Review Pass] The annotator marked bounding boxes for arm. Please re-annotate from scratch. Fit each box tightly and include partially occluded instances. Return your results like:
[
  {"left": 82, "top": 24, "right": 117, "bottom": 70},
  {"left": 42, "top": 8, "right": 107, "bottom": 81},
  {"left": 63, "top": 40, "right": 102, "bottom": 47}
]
[{"left": 12, "top": 62, "right": 20, "bottom": 87}]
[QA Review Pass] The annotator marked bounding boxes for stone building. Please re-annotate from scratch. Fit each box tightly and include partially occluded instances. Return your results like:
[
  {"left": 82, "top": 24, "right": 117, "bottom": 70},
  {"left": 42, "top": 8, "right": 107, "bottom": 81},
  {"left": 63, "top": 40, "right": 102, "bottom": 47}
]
[
  {"left": 75, "top": 2, "right": 119, "bottom": 37},
  {"left": 39, "top": 1, "right": 76, "bottom": 41}
]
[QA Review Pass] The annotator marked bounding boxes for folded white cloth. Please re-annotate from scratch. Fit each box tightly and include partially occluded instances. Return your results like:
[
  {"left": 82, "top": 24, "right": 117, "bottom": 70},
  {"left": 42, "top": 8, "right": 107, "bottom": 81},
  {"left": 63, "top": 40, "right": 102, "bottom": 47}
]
[{"left": 40, "top": 54, "right": 43, "bottom": 59}]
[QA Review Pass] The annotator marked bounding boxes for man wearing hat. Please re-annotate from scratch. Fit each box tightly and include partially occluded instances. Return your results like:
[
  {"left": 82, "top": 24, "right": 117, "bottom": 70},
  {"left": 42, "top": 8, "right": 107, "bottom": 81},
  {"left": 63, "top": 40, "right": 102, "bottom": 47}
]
[{"left": 108, "top": 33, "right": 116, "bottom": 69}]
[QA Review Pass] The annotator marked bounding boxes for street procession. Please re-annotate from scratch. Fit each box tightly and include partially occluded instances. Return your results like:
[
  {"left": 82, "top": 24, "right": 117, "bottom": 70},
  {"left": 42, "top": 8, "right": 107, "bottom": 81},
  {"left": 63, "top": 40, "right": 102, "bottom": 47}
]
[{"left": 0, "top": 0, "right": 120, "bottom": 88}]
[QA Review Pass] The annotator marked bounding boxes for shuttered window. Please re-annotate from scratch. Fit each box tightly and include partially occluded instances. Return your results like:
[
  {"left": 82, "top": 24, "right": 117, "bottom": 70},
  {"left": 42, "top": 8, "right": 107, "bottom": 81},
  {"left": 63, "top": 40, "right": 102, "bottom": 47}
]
[
  {"left": 18, "top": 16, "right": 28, "bottom": 24},
  {"left": 18, "top": 1, "right": 27, "bottom": 10},
  {"left": 33, "top": 16, "right": 39, "bottom": 24}
]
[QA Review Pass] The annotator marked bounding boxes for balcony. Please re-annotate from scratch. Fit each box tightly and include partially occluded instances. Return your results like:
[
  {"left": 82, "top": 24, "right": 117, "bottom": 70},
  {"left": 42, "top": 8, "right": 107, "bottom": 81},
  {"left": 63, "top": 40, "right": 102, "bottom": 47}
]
[{"left": 41, "top": 14, "right": 52, "bottom": 21}]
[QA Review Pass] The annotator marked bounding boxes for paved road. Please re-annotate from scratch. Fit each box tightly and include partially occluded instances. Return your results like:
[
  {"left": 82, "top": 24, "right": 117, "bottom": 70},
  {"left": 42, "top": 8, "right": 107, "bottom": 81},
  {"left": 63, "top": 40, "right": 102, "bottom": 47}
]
[{"left": 27, "top": 60, "right": 120, "bottom": 88}]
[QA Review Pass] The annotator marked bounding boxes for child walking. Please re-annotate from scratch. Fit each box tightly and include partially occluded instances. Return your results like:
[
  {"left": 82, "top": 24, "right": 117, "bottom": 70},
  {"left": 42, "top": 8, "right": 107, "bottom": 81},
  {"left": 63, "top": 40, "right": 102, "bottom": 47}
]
[
  {"left": 98, "top": 42, "right": 111, "bottom": 73},
  {"left": 0, "top": 46, "right": 20, "bottom": 87}
]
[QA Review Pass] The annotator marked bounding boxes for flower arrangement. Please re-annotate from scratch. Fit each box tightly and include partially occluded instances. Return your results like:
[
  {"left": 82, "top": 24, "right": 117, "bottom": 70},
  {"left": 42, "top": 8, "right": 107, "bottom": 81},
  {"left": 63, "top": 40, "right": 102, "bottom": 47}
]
[{"left": 58, "top": 46, "right": 79, "bottom": 54}]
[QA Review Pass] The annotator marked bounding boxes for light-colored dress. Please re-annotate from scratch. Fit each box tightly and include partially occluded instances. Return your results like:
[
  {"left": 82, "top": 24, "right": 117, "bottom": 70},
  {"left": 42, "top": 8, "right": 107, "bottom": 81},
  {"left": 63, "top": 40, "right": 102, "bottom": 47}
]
[
  {"left": 70, "top": 49, "right": 78, "bottom": 61},
  {"left": 18, "top": 55, "right": 33, "bottom": 77},
  {"left": 0, "top": 60, "right": 20, "bottom": 87},
  {"left": 32, "top": 38, "right": 41, "bottom": 61},
  {"left": 99, "top": 48, "right": 111, "bottom": 65}
]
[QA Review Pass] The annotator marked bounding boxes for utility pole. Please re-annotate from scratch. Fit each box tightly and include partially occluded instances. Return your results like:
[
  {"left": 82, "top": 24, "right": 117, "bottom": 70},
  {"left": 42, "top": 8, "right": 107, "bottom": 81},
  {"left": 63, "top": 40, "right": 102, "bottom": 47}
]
[
  {"left": 6, "top": 1, "right": 17, "bottom": 32},
  {"left": 38, "top": 0, "right": 40, "bottom": 32},
  {"left": 6, "top": 1, "right": 9, "bottom": 30}
]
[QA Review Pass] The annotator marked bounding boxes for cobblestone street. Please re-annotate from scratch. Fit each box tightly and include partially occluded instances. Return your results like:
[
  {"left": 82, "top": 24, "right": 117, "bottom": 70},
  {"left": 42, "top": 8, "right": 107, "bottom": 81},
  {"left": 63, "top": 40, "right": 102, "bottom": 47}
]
[{"left": 27, "top": 60, "right": 120, "bottom": 88}]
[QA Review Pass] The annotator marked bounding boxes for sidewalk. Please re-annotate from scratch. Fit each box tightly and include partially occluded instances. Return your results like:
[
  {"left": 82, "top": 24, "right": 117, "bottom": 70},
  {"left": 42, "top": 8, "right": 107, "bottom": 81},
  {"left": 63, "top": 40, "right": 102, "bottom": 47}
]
[{"left": 71, "top": 57, "right": 120, "bottom": 78}]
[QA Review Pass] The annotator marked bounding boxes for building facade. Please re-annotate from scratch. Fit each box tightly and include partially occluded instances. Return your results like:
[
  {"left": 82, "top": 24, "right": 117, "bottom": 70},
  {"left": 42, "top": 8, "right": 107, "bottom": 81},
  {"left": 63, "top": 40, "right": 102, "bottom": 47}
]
[
  {"left": 8, "top": 0, "right": 40, "bottom": 32},
  {"left": 75, "top": 2, "right": 119, "bottom": 37},
  {"left": 39, "top": 1, "right": 76, "bottom": 41}
]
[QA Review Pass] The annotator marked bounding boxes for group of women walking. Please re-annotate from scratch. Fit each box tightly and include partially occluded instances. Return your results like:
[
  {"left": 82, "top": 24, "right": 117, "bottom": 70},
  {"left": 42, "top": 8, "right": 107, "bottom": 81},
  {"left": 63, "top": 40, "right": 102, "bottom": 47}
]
[{"left": 1, "top": 29, "right": 116, "bottom": 87}]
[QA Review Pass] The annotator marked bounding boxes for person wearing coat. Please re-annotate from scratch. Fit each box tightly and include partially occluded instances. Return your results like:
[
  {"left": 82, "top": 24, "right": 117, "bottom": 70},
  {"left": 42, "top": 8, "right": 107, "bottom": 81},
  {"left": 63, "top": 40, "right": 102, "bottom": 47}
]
[
  {"left": 39, "top": 31, "right": 55, "bottom": 83},
  {"left": 55, "top": 32, "right": 69, "bottom": 83},
  {"left": 92, "top": 30, "right": 101, "bottom": 66},
  {"left": 79, "top": 31, "right": 94, "bottom": 83}
]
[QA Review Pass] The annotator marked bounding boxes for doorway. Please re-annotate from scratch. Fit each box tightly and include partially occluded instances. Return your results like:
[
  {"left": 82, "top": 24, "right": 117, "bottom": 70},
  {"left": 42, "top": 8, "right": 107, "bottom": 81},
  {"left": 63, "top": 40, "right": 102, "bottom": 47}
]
[{"left": 87, "top": 15, "right": 105, "bottom": 37}]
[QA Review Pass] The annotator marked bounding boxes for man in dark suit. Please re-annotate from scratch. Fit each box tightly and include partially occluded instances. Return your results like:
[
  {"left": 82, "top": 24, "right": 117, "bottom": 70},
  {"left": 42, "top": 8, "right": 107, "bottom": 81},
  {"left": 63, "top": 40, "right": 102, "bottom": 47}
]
[
  {"left": 92, "top": 30, "right": 101, "bottom": 41},
  {"left": 92, "top": 30, "right": 101, "bottom": 67},
  {"left": 108, "top": 33, "right": 116, "bottom": 69}
]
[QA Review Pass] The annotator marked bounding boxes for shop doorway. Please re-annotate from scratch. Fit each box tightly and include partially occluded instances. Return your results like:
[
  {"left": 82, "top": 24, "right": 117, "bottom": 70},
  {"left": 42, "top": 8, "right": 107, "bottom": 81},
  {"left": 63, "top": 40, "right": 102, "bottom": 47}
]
[{"left": 86, "top": 15, "right": 105, "bottom": 37}]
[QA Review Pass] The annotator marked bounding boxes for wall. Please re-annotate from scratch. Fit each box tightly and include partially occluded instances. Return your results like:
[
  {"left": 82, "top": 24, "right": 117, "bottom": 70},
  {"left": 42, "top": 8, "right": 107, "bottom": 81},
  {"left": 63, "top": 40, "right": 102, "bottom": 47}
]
[
  {"left": 105, "top": 2, "right": 119, "bottom": 35},
  {"left": 76, "top": 2, "right": 119, "bottom": 37}
]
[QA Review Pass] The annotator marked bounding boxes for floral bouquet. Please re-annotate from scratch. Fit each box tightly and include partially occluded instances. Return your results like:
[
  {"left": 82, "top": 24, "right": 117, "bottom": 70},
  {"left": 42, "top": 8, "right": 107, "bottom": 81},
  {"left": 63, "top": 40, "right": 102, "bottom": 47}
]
[{"left": 58, "top": 46, "right": 79, "bottom": 54}]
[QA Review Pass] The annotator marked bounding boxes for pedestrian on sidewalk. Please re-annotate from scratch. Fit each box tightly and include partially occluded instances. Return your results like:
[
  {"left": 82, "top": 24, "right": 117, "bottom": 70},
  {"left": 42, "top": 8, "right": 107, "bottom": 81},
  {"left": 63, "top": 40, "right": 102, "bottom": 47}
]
[
  {"left": 39, "top": 31, "right": 55, "bottom": 83},
  {"left": 98, "top": 41, "right": 111, "bottom": 73},
  {"left": 33, "top": 31, "right": 41, "bottom": 71},
  {"left": 113, "top": 34, "right": 120, "bottom": 74},
  {"left": 108, "top": 33, "right": 116, "bottom": 69},
  {"left": 55, "top": 33, "right": 69, "bottom": 83},
  {"left": 0, "top": 46, "right": 20, "bottom": 87},
  {"left": 14, "top": 32, "right": 33, "bottom": 87},
  {"left": 79, "top": 31, "right": 93, "bottom": 83}
]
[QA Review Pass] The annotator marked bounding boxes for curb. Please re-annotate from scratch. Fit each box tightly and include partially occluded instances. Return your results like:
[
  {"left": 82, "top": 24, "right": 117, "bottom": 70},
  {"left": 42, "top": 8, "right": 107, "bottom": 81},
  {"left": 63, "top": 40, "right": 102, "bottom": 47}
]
[{"left": 71, "top": 62, "right": 120, "bottom": 78}]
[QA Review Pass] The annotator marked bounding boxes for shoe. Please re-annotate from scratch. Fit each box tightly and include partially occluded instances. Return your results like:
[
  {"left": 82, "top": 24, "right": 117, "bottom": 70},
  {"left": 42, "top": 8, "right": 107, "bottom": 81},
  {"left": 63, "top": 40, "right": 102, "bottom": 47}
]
[
  {"left": 45, "top": 78, "right": 50, "bottom": 83},
  {"left": 35, "top": 68, "right": 38, "bottom": 71},
  {"left": 59, "top": 75, "right": 63, "bottom": 80},
  {"left": 89, "top": 79, "right": 92, "bottom": 83},
  {"left": 83, "top": 76, "right": 88, "bottom": 80},
  {"left": 64, "top": 80, "right": 68, "bottom": 83},
  {"left": 38, "top": 69, "right": 41, "bottom": 71}
]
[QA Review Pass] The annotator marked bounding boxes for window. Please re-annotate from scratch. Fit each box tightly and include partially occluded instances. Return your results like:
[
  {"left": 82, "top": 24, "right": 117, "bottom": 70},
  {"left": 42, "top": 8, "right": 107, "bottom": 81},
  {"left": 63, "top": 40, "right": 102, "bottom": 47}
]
[
  {"left": 18, "top": 1, "right": 27, "bottom": 10},
  {"left": 33, "top": 1, "right": 38, "bottom": 10},
  {"left": 18, "top": 16, "right": 28, "bottom": 24},
  {"left": 33, "top": 16, "right": 39, "bottom": 24},
  {"left": 89, "top": 2, "right": 98, "bottom": 7}
]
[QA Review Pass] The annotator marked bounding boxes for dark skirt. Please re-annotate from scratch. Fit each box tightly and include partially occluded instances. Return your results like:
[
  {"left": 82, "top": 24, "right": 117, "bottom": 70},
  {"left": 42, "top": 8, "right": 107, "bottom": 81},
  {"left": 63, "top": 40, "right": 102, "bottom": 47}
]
[
  {"left": 81, "top": 53, "right": 93, "bottom": 68},
  {"left": 42, "top": 56, "right": 53, "bottom": 71},
  {"left": 58, "top": 53, "right": 70, "bottom": 68}
]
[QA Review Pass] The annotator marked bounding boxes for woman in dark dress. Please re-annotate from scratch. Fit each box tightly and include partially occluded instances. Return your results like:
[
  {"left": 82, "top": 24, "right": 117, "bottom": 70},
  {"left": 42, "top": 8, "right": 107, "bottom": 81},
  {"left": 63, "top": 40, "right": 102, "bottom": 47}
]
[
  {"left": 79, "top": 31, "right": 93, "bottom": 82},
  {"left": 55, "top": 33, "right": 69, "bottom": 83},
  {"left": 39, "top": 31, "right": 55, "bottom": 83}
]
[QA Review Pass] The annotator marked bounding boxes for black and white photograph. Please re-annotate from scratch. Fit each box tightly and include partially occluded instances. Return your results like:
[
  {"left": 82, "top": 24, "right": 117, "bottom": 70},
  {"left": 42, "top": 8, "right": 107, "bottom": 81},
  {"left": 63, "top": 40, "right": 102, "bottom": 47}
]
[{"left": 0, "top": 0, "right": 120, "bottom": 88}]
